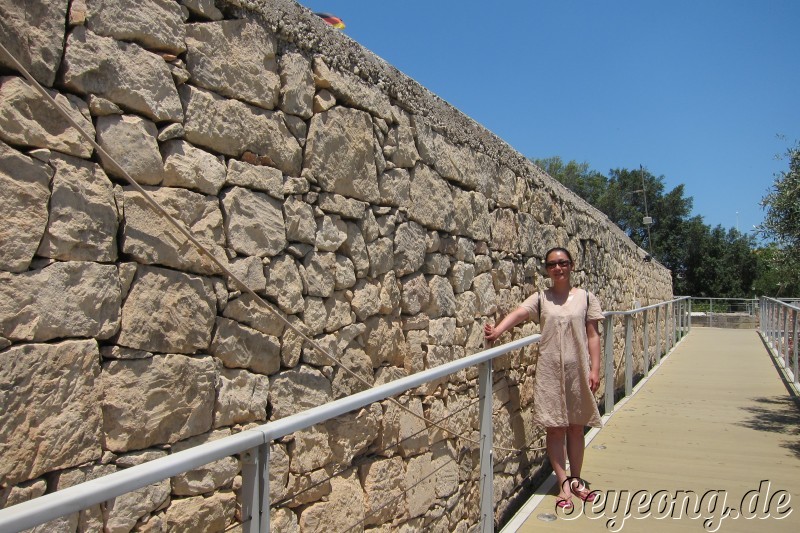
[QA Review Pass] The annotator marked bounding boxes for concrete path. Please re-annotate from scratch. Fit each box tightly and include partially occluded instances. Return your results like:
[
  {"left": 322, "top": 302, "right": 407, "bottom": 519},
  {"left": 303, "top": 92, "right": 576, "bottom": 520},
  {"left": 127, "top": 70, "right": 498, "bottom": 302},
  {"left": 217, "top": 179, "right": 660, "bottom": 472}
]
[{"left": 506, "top": 328, "right": 800, "bottom": 533}]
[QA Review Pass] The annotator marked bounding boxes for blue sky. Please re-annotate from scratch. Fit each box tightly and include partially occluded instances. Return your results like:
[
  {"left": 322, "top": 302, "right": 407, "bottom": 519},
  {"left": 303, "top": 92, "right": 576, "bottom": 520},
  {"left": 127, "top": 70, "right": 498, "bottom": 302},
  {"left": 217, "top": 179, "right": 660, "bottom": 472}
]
[{"left": 299, "top": 1, "right": 799, "bottom": 235}]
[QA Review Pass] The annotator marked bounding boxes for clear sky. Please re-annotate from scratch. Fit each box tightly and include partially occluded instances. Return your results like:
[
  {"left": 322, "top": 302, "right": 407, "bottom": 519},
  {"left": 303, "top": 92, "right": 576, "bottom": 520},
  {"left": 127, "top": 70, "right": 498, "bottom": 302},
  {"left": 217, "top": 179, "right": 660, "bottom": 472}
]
[{"left": 299, "top": 1, "right": 800, "bottom": 235}]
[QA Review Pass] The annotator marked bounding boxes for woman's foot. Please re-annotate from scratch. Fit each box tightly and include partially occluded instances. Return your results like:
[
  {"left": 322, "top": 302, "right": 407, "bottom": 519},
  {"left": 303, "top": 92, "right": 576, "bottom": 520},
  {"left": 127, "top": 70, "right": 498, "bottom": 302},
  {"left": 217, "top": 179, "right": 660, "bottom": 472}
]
[{"left": 569, "top": 478, "right": 598, "bottom": 502}]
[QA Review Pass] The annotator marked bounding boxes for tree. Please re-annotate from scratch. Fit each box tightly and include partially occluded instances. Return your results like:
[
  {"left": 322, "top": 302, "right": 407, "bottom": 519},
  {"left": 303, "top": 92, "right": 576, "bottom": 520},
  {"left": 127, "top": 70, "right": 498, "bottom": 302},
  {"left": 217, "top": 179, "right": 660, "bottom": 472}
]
[{"left": 757, "top": 142, "right": 800, "bottom": 296}]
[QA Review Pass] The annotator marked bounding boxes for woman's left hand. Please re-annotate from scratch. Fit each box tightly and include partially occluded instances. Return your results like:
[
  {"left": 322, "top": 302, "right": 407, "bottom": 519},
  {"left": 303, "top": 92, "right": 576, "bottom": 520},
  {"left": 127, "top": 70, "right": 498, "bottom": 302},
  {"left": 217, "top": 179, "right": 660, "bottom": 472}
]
[{"left": 589, "top": 369, "right": 600, "bottom": 393}]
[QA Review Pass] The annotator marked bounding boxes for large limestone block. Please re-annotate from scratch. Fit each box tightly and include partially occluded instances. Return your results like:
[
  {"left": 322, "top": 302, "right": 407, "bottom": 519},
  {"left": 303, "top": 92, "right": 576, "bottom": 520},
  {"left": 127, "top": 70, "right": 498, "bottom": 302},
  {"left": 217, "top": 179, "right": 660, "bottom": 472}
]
[
  {"left": 405, "top": 452, "right": 436, "bottom": 518},
  {"left": 164, "top": 491, "right": 237, "bottom": 532},
  {"left": 0, "top": 76, "right": 95, "bottom": 158},
  {"left": 101, "top": 353, "right": 217, "bottom": 451},
  {"left": 301, "top": 251, "right": 337, "bottom": 298},
  {"left": 181, "top": 84, "right": 302, "bottom": 175},
  {"left": 106, "top": 478, "right": 170, "bottom": 533},
  {"left": 490, "top": 209, "right": 520, "bottom": 252},
  {"left": 185, "top": 19, "right": 279, "bottom": 110},
  {"left": 85, "top": 0, "right": 186, "bottom": 54},
  {"left": 304, "top": 107, "right": 379, "bottom": 203},
  {"left": 298, "top": 471, "right": 365, "bottom": 532},
  {"left": 214, "top": 367, "right": 269, "bottom": 427},
  {"left": 116, "top": 265, "right": 216, "bottom": 354},
  {"left": 360, "top": 456, "right": 406, "bottom": 526},
  {"left": 96, "top": 114, "right": 165, "bottom": 185},
  {"left": 62, "top": 27, "right": 182, "bottom": 122},
  {"left": 409, "top": 164, "right": 455, "bottom": 232},
  {"left": 393, "top": 221, "right": 426, "bottom": 277},
  {"left": 426, "top": 275, "right": 457, "bottom": 319},
  {"left": 362, "top": 316, "right": 408, "bottom": 368},
  {"left": 122, "top": 186, "right": 227, "bottom": 275},
  {"left": 378, "top": 167, "right": 411, "bottom": 207},
  {"left": 45, "top": 464, "right": 115, "bottom": 532},
  {"left": 0, "top": 261, "right": 121, "bottom": 342},
  {"left": 0, "top": 0, "right": 67, "bottom": 86},
  {"left": 264, "top": 254, "right": 304, "bottom": 314},
  {"left": 288, "top": 426, "right": 333, "bottom": 473},
  {"left": 385, "top": 108, "right": 419, "bottom": 169},
  {"left": 221, "top": 186, "right": 286, "bottom": 258},
  {"left": 312, "top": 58, "right": 392, "bottom": 121},
  {"left": 210, "top": 317, "right": 281, "bottom": 375},
  {"left": 377, "top": 397, "right": 428, "bottom": 458},
  {"left": 37, "top": 153, "right": 118, "bottom": 262},
  {"left": 162, "top": 139, "right": 226, "bottom": 195},
  {"left": 325, "top": 404, "right": 380, "bottom": 465},
  {"left": 0, "top": 141, "right": 51, "bottom": 272},
  {"left": 279, "top": 51, "right": 313, "bottom": 119},
  {"left": 269, "top": 365, "right": 332, "bottom": 420},
  {"left": 226, "top": 159, "right": 283, "bottom": 199},
  {"left": 452, "top": 188, "right": 491, "bottom": 241},
  {"left": 171, "top": 429, "right": 239, "bottom": 496},
  {"left": 0, "top": 339, "right": 102, "bottom": 486},
  {"left": 283, "top": 195, "right": 316, "bottom": 245}
]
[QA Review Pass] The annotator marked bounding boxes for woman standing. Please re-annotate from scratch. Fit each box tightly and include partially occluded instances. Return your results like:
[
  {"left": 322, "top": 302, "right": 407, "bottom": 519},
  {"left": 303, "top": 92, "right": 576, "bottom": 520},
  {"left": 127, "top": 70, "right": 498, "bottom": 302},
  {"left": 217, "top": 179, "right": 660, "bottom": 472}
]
[{"left": 484, "top": 247, "right": 604, "bottom": 509}]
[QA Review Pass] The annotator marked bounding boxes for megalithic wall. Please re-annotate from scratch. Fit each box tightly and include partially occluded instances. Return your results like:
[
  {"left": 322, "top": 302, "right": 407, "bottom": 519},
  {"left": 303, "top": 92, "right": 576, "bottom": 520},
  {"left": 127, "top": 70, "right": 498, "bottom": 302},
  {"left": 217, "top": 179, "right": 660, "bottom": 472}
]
[{"left": 0, "top": 0, "right": 672, "bottom": 529}]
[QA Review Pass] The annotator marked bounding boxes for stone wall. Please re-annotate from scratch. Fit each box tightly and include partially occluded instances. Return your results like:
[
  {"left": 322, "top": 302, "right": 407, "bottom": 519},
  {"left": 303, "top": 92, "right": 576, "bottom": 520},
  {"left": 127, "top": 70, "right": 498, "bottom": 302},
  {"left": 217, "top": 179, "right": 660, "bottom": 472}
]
[{"left": 0, "top": 0, "right": 673, "bottom": 531}]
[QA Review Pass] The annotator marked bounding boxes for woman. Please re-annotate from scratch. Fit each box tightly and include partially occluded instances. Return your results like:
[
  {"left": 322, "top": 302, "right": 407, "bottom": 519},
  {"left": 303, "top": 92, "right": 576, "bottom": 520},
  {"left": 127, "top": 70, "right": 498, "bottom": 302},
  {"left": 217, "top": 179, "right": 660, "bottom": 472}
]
[{"left": 484, "top": 247, "right": 603, "bottom": 509}]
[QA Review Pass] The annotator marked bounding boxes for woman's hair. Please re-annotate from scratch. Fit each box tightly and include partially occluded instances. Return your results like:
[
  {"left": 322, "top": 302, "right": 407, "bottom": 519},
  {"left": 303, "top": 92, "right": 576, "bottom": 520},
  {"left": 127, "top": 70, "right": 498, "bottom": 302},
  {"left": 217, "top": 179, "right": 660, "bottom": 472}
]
[{"left": 544, "top": 247, "right": 574, "bottom": 264}]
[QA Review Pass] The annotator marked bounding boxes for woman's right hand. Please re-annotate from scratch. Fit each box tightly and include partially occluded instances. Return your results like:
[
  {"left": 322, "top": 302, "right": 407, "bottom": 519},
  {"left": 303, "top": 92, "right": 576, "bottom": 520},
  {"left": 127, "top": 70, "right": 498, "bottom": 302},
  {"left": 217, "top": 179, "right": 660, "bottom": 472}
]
[{"left": 484, "top": 323, "right": 500, "bottom": 342}]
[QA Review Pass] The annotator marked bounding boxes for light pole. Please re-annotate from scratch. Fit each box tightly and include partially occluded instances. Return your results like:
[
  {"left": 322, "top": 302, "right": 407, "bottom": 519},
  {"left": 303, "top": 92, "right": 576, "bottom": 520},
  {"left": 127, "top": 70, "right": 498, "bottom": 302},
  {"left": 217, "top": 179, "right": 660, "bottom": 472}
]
[{"left": 640, "top": 165, "right": 653, "bottom": 255}]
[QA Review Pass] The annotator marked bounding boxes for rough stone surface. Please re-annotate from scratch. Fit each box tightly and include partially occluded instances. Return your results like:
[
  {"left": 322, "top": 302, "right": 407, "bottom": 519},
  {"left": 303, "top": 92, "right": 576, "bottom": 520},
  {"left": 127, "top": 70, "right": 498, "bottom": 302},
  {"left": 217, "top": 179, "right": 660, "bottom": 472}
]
[
  {"left": 62, "top": 27, "right": 182, "bottom": 122},
  {"left": 210, "top": 317, "right": 281, "bottom": 375},
  {"left": 181, "top": 84, "right": 302, "bottom": 175},
  {"left": 170, "top": 429, "right": 239, "bottom": 496},
  {"left": 0, "top": 0, "right": 68, "bottom": 86},
  {"left": 0, "top": 340, "right": 102, "bottom": 486},
  {"left": 96, "top": 114, "right": 165, "bottom": 185},
  {"left": 0, "top": 76, "right": 95, "bottom": 158},
  {"left": 116, "top": 266, "right": 216, "bottom": 354},
  {"left": 163, "top": 491, "right": 237, "bottom": 532},
  {"left": 279, "top": 51, "right": 313, "bottom": 119},
  {"left": 0, "top": 141, "right": 52, "bottom": 272},
  {"left": 162, "top": 139, "right": 227, "bottom": 195},
  {"left": 85, "top": 0, "right": 187, "bottom": 55},
  {"left": 0, "top": 262, "right": 121, "bottom": 342},
  {"left": 304, "top": 106, "right": 379, "bottom": 203},
  {"left": 221, "top": 186, "right": 286, "bottom": 258},
  {"left": 269, "top": 365, "right": 333, "bottom": 420},
  {"left": 37, "top": 154, "right": 119, "bottom": 262},
  {"left": 101, "top": 353, "right": 217, "bottom": 452},
  {"left": 213, "top": 367, "right": 269, "bottom": 427},
  {"left": 185, "top": 18, "right": 279, "bottom": 109},
  {"left": 122, "top": 186, "right": 227, "bottom": 275}
]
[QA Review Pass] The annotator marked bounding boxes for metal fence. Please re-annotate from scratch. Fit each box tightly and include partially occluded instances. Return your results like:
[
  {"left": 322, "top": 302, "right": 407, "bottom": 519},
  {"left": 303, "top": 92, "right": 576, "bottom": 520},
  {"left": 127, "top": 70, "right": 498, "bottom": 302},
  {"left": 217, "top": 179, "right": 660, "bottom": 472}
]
[
  {"left": 0, "top": 298, "right": 693, "bottom": 533},
  {"left": 759, "top": 297, "right": 800, "bottom": 393},
  {"left": 689, "top": 297, "right": 759, "bottom": 329}
]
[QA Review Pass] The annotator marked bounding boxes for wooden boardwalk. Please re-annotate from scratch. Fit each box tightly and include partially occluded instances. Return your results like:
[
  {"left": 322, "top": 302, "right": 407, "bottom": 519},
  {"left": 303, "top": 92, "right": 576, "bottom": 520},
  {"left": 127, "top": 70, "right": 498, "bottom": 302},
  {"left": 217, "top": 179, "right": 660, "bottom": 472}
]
[{"left": 504, "top": 328, "right": 800, "bottom": 533}]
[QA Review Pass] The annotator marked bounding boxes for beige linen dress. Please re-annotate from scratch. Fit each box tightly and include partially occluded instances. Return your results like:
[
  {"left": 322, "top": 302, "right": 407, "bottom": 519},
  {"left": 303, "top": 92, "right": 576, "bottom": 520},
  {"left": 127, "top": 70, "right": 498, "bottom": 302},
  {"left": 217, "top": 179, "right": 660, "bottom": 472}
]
[{"left": 521, "top": 288, "right": 604, "bottom": 428}]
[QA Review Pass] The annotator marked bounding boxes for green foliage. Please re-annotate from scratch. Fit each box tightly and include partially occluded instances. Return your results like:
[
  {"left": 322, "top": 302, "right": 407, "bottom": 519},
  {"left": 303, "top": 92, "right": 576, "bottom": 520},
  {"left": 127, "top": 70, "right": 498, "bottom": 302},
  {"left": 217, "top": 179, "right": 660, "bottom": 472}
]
[{"left": 751, "top": 244, "right": 800, "bottom": 297}]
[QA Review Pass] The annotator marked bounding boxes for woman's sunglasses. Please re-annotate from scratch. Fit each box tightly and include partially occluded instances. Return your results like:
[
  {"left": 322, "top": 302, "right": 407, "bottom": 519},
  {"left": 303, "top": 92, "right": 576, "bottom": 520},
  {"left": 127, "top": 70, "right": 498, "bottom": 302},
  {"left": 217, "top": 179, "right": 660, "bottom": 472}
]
[{"left": 545, "top": 260, "right": 572, "bottom": 270}]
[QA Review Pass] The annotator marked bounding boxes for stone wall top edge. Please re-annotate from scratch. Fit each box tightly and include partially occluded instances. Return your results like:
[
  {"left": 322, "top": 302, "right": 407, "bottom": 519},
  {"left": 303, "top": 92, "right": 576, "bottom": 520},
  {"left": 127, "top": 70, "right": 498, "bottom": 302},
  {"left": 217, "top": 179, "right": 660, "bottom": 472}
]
[{"left": 225, "top": 0, "right": 657, "bottom": 264}]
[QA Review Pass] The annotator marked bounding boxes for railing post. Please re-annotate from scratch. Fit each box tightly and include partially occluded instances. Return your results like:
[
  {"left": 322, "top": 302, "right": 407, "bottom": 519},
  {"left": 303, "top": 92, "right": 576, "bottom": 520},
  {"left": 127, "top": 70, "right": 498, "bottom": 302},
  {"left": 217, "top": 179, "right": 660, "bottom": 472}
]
[
  {"left": 655, "top": 305, "right": 662, "bottom": 365},
  {"left": 624, "top": 314, "right": 633, "bottom": 396},
  {"left": 793, "top": 309, "right": 799, "bottom": 387},
  {"left": 783, "top": 306, "right": 790, "bottom": 368},
  {"left": 478, "top": 360, "right": 493, "bottom": 533},
  {"left": 241, "top": 444, "right": 269, "bottom": 533},
  {"left": 643, "top": 308, "right": 650, "bottom": 375},
  {"left": 687, "top": 298, "right": 692, "bottom": 332},
  {"left": 604, "top": 316, "right": 615, "bottom": 414}
]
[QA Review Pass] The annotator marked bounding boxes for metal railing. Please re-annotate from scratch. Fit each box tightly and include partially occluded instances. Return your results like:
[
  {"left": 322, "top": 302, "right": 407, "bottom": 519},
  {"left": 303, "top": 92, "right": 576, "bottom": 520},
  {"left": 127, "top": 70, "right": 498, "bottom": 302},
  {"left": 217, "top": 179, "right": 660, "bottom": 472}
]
[
  {"left": 602, "top": 297, "right": 691, "bottom": 414},
  {"left": 0, "top": 298, "right": 693, "bottom": 533},
  {"left": 759, "top": 297, "right": 800, "bottom": 392},
  {"left": 690, "top": 297, "right": 759, "bottom": 329}
]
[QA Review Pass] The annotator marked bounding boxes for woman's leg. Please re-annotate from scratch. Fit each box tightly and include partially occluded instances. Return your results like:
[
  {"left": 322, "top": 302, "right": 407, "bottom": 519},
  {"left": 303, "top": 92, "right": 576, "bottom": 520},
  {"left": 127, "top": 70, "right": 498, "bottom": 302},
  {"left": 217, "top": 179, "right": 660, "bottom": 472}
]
[
  {"left": 565, "top": 424, "right": 585, "bottom": 479},
  {"left": 546, "top": 426, "right": 569, "bottom": 498}
]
